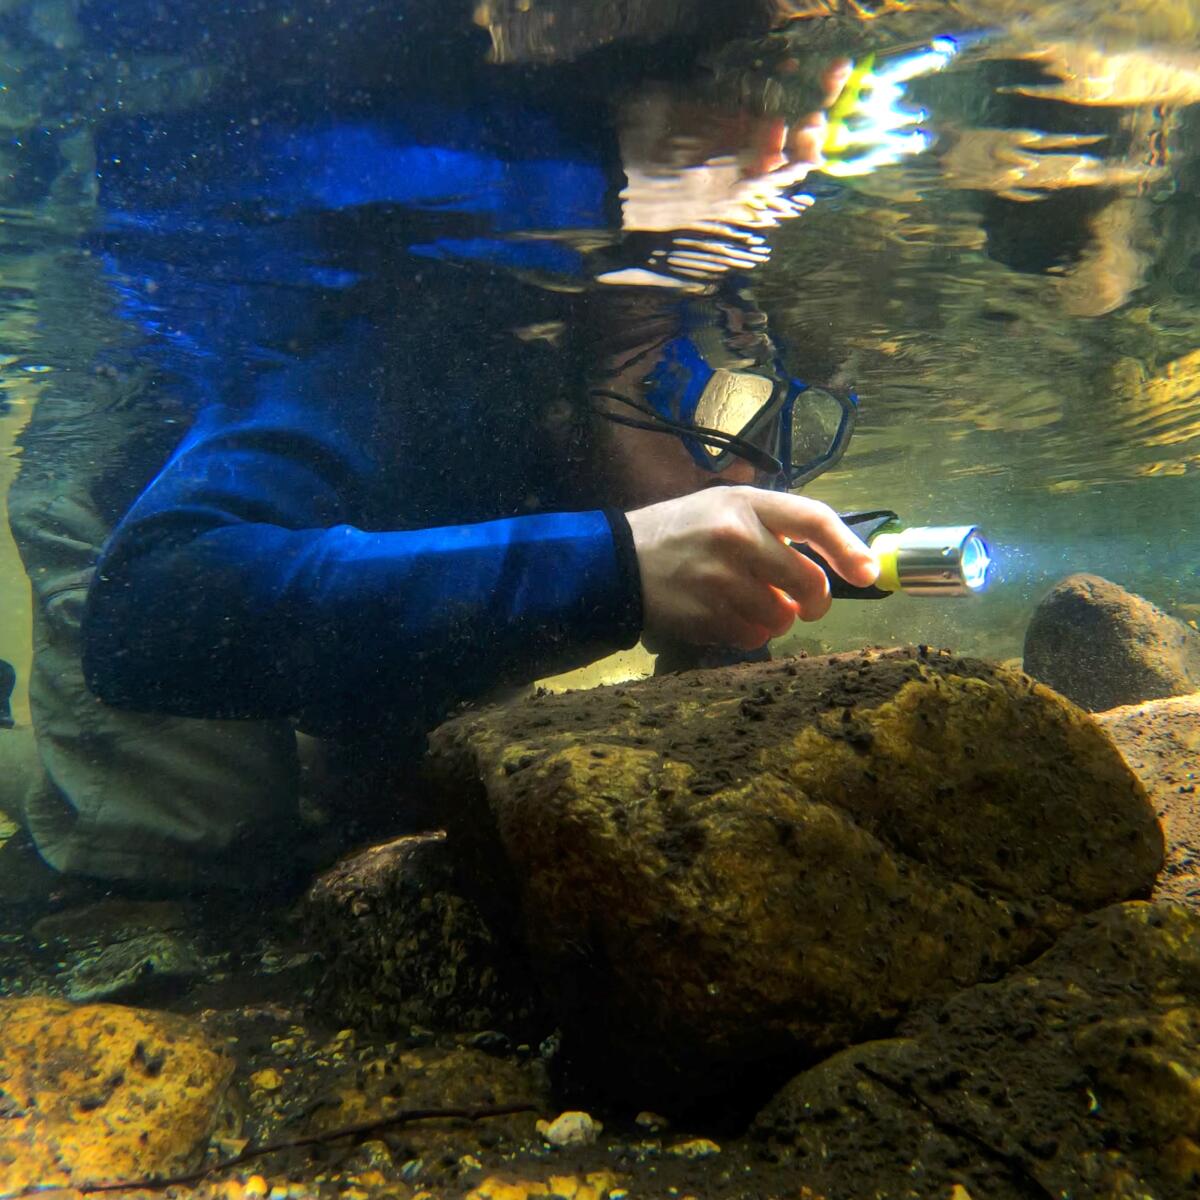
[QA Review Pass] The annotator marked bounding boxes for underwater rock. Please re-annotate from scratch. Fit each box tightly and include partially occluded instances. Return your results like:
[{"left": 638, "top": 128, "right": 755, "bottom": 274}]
[
  {"left": 753, "top": 901, "right": 1200, "bottom": 1200},
  {"left": 427, "top": 647, "right": 1162, "bottom": 1103},
  {"left": 1024, "top": 573, "right": 1200, "bottom": 711},
  {"left": 304, "top": 831, "right": 538, "bottom": 1035},
  {"left": 31, "top": 898, "right": 209, "bottom": 1003},
  {"left": 1097, "top": 693, "right": 1200, "bottom": 907},
  {"left": 537, "top": 1110, "right": 602, "bottom": 1147},
  {"left": 464, "top": 1171, "right": 620, "bottom": 1200},
  {"left": 209, "top": 1014, "right": 551, "bottom": 1196},
  {"left": 0, "top": 995, "right": 232, "bottom": 1190},
  {"left": 63, "top": 929, "right": 207, "bottom": 1003}
]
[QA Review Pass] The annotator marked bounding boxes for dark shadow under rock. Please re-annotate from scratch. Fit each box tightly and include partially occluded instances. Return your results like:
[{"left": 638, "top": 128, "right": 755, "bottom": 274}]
[
  {"left": 426, "top": 646, "right": 1163, "bottom": 1107},
  {"left": 753, "top": 901, "right": 1200, "bottom": 1200},
  {"left": 1024, "top": 573, "right": 1200, "bottom": 711}
]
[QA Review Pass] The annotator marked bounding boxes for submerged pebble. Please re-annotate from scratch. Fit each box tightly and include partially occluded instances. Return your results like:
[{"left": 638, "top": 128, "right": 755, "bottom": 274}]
[
  {"left": 634, "top": 1110, "right": 669, "bottom": 1132},
  {"left": 667, "top": 1137, "right": 720, "bottom": 1158},
  {"left": 535, "top": 1110, "right": 602, "bottom": 1147}
]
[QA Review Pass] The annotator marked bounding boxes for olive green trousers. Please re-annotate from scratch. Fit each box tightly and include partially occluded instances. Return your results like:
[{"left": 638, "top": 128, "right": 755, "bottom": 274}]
[{"left": 6, "top": 348, "right": 301, "bottom": 890}]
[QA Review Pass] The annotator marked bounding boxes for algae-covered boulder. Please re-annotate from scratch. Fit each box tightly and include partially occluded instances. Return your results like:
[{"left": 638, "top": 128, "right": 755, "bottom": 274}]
[
  {"left": 427, "top": 647, "right": 1162, "bottom": 1099},
  {"left": 1097, "top": 693, "right": 1200, "bottom": 906},
  {"left": 754, "top": 901, "right": 1200, "bottom": 1200},
  {"left": 1024, "top": 574, "right": 1200, "bottom": 710},
  {"left": 305, "top": 831, "right": 539, "bottom": 1034},
  {"left": 0, "top": 996, "right": 232, "bottom": 1190}
]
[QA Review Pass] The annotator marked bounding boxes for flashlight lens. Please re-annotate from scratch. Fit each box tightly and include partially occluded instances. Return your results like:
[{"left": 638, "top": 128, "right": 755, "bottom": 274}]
[{"left": 960, "top": 531, "right": 992, "bottom": 592}]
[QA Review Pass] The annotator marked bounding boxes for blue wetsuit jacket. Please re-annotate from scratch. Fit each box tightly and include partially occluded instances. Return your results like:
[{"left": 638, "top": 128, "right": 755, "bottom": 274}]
[{"left": 77, "top": 3, "right": 645, "bottom": 739}]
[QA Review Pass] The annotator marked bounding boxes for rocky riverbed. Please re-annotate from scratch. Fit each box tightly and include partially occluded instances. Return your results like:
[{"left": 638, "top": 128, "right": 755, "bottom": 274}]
[{"left": 0, "top": 581, "right": 1197, "bottom": 1199}]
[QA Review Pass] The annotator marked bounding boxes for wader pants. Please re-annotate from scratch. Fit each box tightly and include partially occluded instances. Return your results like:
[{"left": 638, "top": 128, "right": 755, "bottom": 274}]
[{"left": 6, "top": 254, "right": 301, "bottom": 891}]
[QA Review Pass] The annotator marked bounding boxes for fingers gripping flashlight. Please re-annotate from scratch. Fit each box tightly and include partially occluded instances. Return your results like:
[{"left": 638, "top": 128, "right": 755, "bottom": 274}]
[{"left": 806, "top": 510, "right": 994, "bottom": 599}]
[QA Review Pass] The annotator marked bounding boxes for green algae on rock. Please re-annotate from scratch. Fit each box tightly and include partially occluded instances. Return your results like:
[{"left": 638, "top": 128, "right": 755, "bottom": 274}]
[
  {"left": 427, "top": 647, "right": 1163, "bottom": 1101},
  {"left": 1096, "top": 692, "right": 1200, "bottom": 906},
  {"left": 753, "top": 901, "right": 1200, "bottom": 1200},
  {"left": 29, "top": 897, "right": 210, "bottom": 1003}
]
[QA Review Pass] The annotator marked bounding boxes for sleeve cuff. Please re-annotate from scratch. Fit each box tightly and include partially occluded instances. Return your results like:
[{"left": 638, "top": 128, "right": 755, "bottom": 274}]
[{"left": 602, "top": 507, "right": 644, "bottom": 646}]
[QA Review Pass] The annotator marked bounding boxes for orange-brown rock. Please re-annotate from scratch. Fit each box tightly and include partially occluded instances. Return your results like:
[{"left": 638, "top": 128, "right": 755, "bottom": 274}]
[
  {"left": 0, "top": 996, "right": 232, "bottom": 1190},
  {"left": 1097, "top": 693, "right": 1200, "bottom": 906},
  {"left": 427, "top": 647, "right": 1162, "bottom": 1102}
]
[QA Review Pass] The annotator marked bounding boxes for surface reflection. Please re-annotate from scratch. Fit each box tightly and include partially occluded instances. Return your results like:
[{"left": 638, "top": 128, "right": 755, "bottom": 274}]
[{"left": 601, "top": 39, "right": 956, "bottom": 288}]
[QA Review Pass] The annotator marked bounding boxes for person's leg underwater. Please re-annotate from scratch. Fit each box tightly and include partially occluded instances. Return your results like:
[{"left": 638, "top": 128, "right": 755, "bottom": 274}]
[{"left": 7, "top": 252, "right": 304, "bottom": 894}]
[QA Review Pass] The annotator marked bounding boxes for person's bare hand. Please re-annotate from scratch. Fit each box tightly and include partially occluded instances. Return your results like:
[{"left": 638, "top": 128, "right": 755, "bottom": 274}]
[{"left": 627, "top": 486, "right": 878, "bottom": 651}]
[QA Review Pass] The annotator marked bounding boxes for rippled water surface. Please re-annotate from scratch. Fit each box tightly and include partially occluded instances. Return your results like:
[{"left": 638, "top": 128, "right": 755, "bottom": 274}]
[{"left": 758, "top": 3, "right": 1200, "bottom": 656}]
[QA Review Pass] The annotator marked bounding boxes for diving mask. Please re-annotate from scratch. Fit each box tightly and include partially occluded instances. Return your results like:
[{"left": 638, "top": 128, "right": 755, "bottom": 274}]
[{"left": 591, "top": 332, "right": 857, "bottom": 490}]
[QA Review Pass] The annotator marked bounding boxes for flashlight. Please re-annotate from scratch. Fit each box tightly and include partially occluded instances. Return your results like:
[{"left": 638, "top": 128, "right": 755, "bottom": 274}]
[{"left": 800, "top": 510, "right": 994, "bottom": 599}]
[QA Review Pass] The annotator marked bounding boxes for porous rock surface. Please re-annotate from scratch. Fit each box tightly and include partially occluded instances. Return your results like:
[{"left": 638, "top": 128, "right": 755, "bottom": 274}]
[
  {"left": 0, "top": 996, "right": 232, "bottom": 1190},
  {"left": 753, "top": 901, "right": 1200, "bottom": 1200},
  {"left": 305, "top": 831, "right": 538, "bottom": 1034},
  {"left": 1024, "top": 573, "right": 1200, "bottom": 711},
  {"left": 427, "top": 646, "right": 1162, "bottom": 1099},
  {"left": 1098, "top": 693, "right": 1200, "bottom": 906}
]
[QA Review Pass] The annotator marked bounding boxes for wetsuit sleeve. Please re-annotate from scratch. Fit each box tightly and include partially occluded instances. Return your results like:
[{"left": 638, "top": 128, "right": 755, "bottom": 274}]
[{"left": 82, "top": 338, "right": 644, "bottom": 739}]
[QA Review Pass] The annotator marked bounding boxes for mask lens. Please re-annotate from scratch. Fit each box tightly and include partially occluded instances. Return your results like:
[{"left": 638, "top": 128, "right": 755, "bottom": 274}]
[
  {"left": 788, "top": 387, "right": 856, "bottom": 484},
  {"left": 693, "top": 369, "right": 776, "bottom": 459}
]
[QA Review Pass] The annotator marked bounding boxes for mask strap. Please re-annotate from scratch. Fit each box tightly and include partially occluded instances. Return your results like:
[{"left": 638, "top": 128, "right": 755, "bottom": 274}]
[{"left": 590, "top": 388, "right": 784, "bottom": 476}]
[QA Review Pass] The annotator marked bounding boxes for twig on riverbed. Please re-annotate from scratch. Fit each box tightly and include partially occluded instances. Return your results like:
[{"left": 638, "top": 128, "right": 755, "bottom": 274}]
[{"left": 0, "top": 1101, "right": 538, "bottom": 1198}]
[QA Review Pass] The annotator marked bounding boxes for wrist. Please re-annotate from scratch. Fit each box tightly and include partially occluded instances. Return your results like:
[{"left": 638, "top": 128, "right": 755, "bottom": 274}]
[{"left": 602, "top": 508, "right": 644, "bottom": 636}]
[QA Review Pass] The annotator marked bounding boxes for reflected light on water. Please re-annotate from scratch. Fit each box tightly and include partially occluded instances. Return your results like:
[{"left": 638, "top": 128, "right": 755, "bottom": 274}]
[
  {"left": 602, "top": 36, "right": 960, "bottom": 289},
  {"left": 821, "top": 37, "right": 959, "bottom": 178}
]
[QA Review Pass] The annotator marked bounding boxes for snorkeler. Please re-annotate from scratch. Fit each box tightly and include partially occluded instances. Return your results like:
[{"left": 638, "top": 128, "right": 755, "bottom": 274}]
[
  {"left": 5, "top": 0, "right": 883, "bottom": 890},
  {"left": 82, "top": 283, "right": 877, "bottom": 731}
]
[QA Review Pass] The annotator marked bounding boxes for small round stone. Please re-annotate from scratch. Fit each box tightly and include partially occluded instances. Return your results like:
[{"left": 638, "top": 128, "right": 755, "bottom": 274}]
[{"left": 535, "top": 1110, "right": 602, "bottom": 1147}]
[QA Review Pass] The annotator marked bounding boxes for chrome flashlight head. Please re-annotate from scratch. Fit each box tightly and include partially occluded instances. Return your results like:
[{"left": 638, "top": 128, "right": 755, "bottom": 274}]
[{"left": 872, "top": 525, "right": 993, "bottom": 596}]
